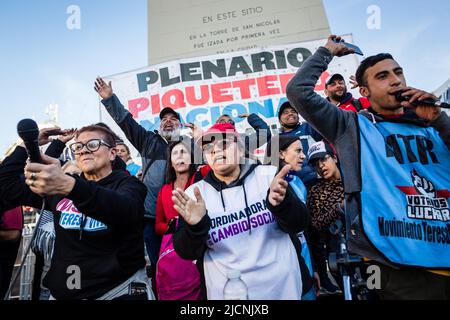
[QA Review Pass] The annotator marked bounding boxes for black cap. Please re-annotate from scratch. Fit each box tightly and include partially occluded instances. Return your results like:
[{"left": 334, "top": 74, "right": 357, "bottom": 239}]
[
  {"left": 326, "top": 73, "right": 345, "bottom": 86},
  {"left": 278, "top": 101, "right": 297, "bottom": 120},
  {"left": 264, "top": 135, "right": 300, "bottom": 163},
  {"left": 159, "top": 107, "right": 180, "bottom": 121}
]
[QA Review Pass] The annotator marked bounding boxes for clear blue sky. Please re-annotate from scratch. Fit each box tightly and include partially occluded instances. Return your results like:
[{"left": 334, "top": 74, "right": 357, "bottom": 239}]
[{"left": 1, "top": 0, "right": 449, "bottom": 155}]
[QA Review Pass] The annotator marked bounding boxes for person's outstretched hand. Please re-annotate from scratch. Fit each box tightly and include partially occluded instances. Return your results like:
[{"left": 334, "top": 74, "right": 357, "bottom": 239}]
[
  {"left": 94, "top": 77, "right": 113, "bottom": 100},
  {"left": 324, "top": 35, "right": 355, "bottom": 57},
  {"left": 268, "top": 165, "right": 291, "bottom": 206},
  {"left": 185, "top": 122, "right": 204, "bottom": 141},
  {"left": 38, "top": 127, "right": 64, "bottom": 146},
  {"left": 349, "top": 75, "right": 359, "bottom": 89},
  {"left": 172, "top": 187, "right": 206, "bottom": 226},
  {"left": 58, "top": 128, "right": 77, "bottom": 144}
]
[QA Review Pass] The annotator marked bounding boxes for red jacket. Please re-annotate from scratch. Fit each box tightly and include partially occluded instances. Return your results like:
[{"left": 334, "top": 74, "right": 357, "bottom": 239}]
[
  {"left": 155, "top": 183, "right": 181, "bottom": 236},
  {"left": 333, "top": 93, "right": 370, "bottom": 112}
]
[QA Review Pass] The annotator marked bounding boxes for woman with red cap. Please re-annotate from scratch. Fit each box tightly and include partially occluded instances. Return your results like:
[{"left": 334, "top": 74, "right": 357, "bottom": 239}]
[{"left": 172, "top": 123, "right": 310, "bottom": 300}]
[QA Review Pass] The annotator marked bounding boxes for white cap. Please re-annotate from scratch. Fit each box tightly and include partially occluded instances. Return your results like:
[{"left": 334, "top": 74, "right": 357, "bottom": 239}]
[
  {"left": 227, "top": 269, "right": 241, "bottom": 279},
  {"left": 307, "top": 141, "right": 335, "bottom": 164}
]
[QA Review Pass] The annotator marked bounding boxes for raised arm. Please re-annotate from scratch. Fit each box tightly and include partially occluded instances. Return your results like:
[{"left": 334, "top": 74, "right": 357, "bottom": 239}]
[
  {"left": 95, "top": 77, "right": 156, "bottom": 153},
  {"left": 241, "top": 113, "right": 272, "bottom": 153},
  {"left": 45, "top": 128, "right": 76, "bottom": 158},
  {"left": 286, "top": 35, "right": 356, "bottom": 144}
]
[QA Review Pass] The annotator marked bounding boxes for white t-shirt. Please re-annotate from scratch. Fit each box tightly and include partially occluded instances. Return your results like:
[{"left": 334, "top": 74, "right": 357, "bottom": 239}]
[{"left": 185, "top": 165, "right": 302, "bottom": 300}]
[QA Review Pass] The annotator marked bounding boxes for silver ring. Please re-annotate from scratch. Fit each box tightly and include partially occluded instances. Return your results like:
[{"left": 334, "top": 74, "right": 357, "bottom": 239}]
[{"left": 31, "top": 172, "right": 36, "bottom": 180}]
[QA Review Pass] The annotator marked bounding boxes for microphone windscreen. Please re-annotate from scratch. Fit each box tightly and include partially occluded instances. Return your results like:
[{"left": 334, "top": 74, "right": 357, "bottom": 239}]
[
  {"left": 17, "top": 119, "right": 39, "bottom": 142},
  {"left": 394, "top": 91, "right": 409, "bottom": 103}
]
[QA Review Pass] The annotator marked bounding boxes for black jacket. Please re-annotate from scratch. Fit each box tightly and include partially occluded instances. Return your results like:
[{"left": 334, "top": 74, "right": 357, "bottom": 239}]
[{"left": 0, "top": 146, "right": 147, "bottom": 299}]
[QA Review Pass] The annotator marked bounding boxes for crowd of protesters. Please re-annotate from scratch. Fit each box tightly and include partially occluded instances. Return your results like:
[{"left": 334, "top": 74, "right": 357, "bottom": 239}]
[{"left": 0, "top": 35, "right": 449, "bottom": 300}]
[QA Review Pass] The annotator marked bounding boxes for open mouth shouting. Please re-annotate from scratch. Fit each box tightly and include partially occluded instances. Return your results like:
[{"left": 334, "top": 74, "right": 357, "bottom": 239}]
[{"left": 213, "top": 155, "right": 227, "bottom": 164}]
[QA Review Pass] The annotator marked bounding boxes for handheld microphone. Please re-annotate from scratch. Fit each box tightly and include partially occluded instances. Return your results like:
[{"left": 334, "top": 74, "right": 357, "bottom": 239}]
[
  {"left": 395, "top": 91, "right": 450, "bottom": 109},
  {"left": 17, "top": 119, "right": 42, "bottom": 163}
]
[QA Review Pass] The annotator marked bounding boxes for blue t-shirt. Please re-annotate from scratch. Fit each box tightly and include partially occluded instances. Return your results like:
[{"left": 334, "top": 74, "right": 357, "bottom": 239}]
[
  {"left": 126, "top": 162, "right": 141, "bottom": 177},
  {"left": 290, "top": 175, "right": 316, "bottom": 300}
]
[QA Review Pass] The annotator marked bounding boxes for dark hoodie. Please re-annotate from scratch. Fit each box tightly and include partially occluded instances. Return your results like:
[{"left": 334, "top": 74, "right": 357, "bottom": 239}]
[{"left": 0, "top": 146, "right": 147, "bottom": 299}]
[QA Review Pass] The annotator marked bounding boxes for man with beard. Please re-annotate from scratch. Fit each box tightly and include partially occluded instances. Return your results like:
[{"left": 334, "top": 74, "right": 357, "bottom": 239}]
[
  {"left": 94, "top": 77, "right": 185, "bottom": 282},
  {"left": 325, "top": 73, "right": 370, "bottom": 112},
  {"left": 278, "top": 101, "right": 322, "bottom": 188}
]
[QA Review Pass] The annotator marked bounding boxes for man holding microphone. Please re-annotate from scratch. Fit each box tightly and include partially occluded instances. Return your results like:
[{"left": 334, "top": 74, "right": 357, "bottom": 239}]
[{"left": 286, "top": 35, "right": 450, "bottom": 299}]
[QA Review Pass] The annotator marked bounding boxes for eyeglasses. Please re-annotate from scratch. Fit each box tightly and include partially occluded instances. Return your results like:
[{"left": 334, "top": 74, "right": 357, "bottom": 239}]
[
  {"left": 202, "top": 138, "right": 236, "bottom": 154},
  {"left": 69, "top": 139, "right": 113, "bottom": 154},
  {"left": 217, "top": 119, "right": 235, "bottom": 126},
  {"left": 312, "top": 154, "right": 332, "bottom": 167}
]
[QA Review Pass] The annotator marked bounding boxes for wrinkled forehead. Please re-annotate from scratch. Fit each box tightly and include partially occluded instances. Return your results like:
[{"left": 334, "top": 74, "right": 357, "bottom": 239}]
[
  {"left": 75, "top": 130, "right": 104, "bottom": 142},
  {"left": 161, "top": 114, "right": 179, "bottom": 121}
]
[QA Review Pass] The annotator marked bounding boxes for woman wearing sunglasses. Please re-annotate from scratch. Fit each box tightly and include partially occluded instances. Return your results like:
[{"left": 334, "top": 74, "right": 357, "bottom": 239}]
[
  {"left": 0, "top": 125, "right": 153, "bottom": 300},
  {"left": 171, "top": 123, "right": 310, "bottom": 300},
  {"left": 306, "top": 141, "right": 344, "bottom": 295}
]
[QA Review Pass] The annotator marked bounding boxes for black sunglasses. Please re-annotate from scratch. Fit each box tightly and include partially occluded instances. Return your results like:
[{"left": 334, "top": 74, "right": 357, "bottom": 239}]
[{"left": 217, "top": 119, "right": 235, "bottom": 126}]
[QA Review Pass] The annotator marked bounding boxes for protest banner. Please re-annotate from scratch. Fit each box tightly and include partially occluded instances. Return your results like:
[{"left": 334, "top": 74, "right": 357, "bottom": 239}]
[{"left": 102, "top": 35, "right": 360, "bottom": 157}]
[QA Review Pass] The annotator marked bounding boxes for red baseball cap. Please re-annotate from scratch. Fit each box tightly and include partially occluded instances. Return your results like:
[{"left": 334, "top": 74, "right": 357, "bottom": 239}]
[{"left": 196, "top": 123, "right": 241, "bottom": 146}]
